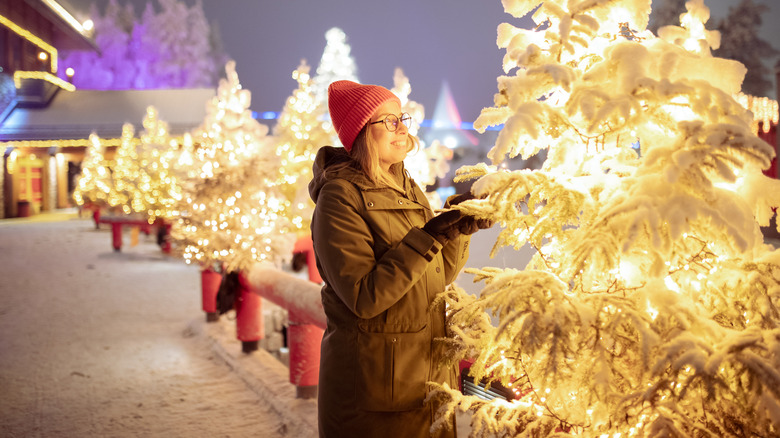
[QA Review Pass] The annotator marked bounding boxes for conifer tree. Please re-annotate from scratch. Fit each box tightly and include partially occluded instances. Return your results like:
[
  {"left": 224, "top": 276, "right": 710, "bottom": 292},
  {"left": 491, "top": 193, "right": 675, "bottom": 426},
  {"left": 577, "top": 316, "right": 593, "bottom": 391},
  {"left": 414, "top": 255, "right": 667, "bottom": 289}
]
[
  {"left": 61, "top": 0, "right": 222, "bottom": 89},
  {"left": 429, "top": 0, "right": 780, "bottom": 436},
  {"left": 647, "top": 0, "right": 686, "bottom": 35},
  {"left": 272, "top": 60, "right": 333, "bottom": 232},
  {"left": 106, "top": 123, "right": 140, "bottom": 214},
  {"left": 714, "top": 0, "right": 779, "bottom": 97},
  {"left": 73, "top": 133, "right": 113, "bottom": 208},
  {"left": 312, "top": 28, "right": 359, "bottom": 106},
  {"left": 171, "top": 61, "right": 294, "bottom": 273},
  {"left": 135, "top": 106, "right": 182, "bottom": 223}
]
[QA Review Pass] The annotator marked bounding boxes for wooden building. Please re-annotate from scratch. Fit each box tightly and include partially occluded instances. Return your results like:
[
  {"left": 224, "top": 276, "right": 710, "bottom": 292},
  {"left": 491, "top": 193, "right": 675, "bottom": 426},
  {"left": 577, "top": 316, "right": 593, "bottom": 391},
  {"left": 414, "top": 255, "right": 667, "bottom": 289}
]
[{"left": 1, "top": 0, "right": 213, "bottom": 218}]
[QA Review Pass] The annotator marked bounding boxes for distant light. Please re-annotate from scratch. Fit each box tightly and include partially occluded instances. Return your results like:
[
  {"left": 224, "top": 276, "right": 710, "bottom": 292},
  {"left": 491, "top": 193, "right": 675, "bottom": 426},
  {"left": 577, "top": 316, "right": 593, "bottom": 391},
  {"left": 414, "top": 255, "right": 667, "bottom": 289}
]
[
  {"left": 38, "top": 52, "right": 48, "bottom": 61},
  {"left": 82, "top": 19, "right": 94, "bottom": 32},
  {"left": 66, "top": 67, "right": 74, "bottom": 78},
  {"left": 259, "top": 111, "right": 279, "bottom": 120},
  {"left": 444, "top": 136, "right": 457, "bottom": 149}
]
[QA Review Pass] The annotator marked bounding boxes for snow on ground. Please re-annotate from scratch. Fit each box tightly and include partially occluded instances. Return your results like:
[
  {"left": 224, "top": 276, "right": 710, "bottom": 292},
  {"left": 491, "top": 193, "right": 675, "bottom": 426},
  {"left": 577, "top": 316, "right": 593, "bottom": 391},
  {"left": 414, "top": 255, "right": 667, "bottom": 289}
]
[
  {"left": 0, "top": 209, "right": 526, "bottom": 438},
  {"left": 0, "top": 212, "right": 290, "bottom": 437}
]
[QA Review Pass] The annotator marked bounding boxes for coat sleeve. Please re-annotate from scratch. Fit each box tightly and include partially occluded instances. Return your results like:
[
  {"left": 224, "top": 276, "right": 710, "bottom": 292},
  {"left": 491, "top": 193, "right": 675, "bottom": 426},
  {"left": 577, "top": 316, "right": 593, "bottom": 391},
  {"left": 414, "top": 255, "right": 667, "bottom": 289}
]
[
  {"left": 312, "top": 179, "right": 443, "bottom": 320},
  {"left": 438, "top": 194, "right": 472, "bottom": 284},
  {"left": 441, "top": 234, "right": 470, "bottom": 284}
]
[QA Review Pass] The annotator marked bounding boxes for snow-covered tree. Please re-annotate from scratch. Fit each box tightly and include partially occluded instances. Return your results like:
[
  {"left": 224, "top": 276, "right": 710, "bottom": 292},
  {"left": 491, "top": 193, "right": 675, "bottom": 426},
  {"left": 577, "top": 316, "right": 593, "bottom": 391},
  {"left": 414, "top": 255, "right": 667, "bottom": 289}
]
[
  {"left": 135, "top": 106, "right": 182, "bottom": 223},
  {"left": 272, "top": 60, "right": 333, "bottom": 232},
  {"left": 61, "top": 0, "right": 223, "bottom": 89},
  {"left": 62, "top": 0, "right": 136, "bottom": 89},
  {"left": 311, "top": 28, "right": 359, "bottom": 106},
  {"left": 714, "top": 0, "right": 779, "bottom": 97},
  {"left": 73, "top": 133, "right": 113, "bottom": 207},
  {"left": 171, "top": 61, "right": 294, "bottom": 273},
  {"left": 135, "top": 0, "right": 217, "bottom": 88},
  {"left": 106, "top": 123, "right": 140, "bottom": 214},
  {"left": 428, "top": 0, "right": 780, "bottom": 436}
]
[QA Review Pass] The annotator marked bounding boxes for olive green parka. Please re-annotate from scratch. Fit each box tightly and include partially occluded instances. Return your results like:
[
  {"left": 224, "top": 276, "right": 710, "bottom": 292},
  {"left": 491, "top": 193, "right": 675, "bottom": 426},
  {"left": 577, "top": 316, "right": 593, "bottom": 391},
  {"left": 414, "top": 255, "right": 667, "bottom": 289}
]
[{"left": 309, "top": 146, "right": 469, "bottom": 438}]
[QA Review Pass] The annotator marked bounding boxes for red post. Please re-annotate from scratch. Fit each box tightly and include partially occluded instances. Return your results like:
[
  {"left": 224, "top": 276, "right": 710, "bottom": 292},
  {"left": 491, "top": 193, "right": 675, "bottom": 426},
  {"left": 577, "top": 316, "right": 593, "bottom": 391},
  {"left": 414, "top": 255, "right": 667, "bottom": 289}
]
[
  {"left": 200, "top": 268, "right": 222, "bottom": 322},
  {"left": 164, "top": 223, "right": 172, "bottom": 253},
  {"left": 111, "top": 222, "right": 122, "bottom": 252},
  {"left": 236, "top": 272, "right": 264, "bottom": 353},
  {"left": 288, "top": 311, "right": 323, "bottom": 399},
  {"left": 290, "top": 235, "right": 324, "bottom": 399},
  {"left": 92, "top": 207, "right": 101, "bottom": 229}
]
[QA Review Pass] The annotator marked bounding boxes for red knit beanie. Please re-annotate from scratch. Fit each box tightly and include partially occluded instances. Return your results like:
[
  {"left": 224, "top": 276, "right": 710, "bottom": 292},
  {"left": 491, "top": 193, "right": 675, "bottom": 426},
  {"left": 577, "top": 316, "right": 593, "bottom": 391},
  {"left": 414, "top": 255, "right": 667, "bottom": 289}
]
[{"left": 328, "top": 80, "right": 400, "bottom": 152}]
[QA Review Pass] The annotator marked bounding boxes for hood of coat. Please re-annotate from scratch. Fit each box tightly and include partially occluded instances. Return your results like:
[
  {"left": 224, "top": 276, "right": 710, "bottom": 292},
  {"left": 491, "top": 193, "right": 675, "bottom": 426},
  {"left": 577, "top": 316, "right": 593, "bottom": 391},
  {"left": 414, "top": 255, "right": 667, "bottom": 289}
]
[{"left": 309, "top": 145, "right": 409, "bottom": 203}]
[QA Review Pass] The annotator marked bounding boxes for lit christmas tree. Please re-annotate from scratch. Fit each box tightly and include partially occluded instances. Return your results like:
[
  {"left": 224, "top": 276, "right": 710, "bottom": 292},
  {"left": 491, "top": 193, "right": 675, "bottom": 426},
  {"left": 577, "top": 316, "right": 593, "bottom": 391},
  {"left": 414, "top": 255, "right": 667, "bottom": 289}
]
[
  {"left": 106, "top": 123, "right": 140, "bottom": 214},
  {"left": 272, "top": 60, "right": 334, "bottom": 232},
  {"left": 73, "top": 133, "right": 113, "bottom": 208},
  {"left": 135, "top": 106, "right": 182, "bottom": 223},
  {"left": 429, "top": 0, "right": 780, "bottom": 436},
  {"left": 392, "top": 67, "right": 453, "bottom": 207},
  {"left": 171, "top": 61, "right": 295, "bottom": 273},
  {"left": 311, "top": 27, "right": 359, "bottom": 107}
]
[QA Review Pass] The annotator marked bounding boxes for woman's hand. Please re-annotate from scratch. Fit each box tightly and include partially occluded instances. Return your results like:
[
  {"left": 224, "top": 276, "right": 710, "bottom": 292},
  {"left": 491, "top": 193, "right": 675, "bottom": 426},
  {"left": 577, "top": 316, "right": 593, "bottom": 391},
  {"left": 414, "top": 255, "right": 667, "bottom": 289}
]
[
  {"left": 454, "top": 216, "right": 494, "bottom": 235},
  {"left": 422, "top": 210, "right": 463, "bottom": 244}
]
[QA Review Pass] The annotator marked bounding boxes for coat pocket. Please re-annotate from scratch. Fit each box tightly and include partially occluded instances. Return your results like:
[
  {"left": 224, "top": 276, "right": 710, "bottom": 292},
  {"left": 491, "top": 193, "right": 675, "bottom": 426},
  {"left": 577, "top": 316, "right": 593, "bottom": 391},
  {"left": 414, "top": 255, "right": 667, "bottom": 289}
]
[{"left": 355, "top": 324, "right": 431, "bottom": 411}]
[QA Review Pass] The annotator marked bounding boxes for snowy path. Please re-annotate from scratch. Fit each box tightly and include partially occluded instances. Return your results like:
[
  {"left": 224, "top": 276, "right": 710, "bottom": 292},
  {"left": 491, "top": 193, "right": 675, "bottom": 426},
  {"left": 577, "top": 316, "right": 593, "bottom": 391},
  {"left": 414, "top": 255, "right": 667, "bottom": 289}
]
[{"left": 0, "top": 214, "right": 287, "bottom": 437}]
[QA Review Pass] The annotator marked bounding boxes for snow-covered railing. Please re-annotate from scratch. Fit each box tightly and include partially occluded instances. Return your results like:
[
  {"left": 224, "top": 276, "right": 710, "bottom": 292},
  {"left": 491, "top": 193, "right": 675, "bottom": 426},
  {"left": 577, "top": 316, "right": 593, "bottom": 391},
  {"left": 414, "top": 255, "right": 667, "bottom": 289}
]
[
  {"left": 243, "top": 257, "right": 325, "bottom": 399},
  {"left": 244, "top": 264, "right": 325, "bottom": 329}
]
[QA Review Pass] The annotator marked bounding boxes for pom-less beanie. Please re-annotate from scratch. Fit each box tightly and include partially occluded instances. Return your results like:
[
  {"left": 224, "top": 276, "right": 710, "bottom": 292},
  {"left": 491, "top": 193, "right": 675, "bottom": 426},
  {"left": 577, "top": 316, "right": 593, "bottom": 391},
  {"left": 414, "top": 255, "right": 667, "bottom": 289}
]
[{"left": 328, "top": 80, "right": 400, "bottom": 152}]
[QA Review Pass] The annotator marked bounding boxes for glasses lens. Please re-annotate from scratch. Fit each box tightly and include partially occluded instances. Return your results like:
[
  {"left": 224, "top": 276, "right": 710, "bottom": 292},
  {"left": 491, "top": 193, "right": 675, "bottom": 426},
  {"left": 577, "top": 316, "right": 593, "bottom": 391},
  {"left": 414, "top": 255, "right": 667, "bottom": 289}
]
[
  {"left": 400, "top": 113, "right": 411, "bottom": 128},
  {"left": 384, "top": 115, "right": 399, "bottom": 132}
]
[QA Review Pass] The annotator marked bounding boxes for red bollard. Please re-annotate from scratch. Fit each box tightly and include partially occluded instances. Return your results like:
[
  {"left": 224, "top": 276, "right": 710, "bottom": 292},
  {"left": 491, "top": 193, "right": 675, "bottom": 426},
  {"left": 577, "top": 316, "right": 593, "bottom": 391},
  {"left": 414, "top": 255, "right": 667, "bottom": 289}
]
[
  {"left": 201, "top": 268, "right": 222, "bottom": 322},
  {"left": 236, "top": 272, "right": 263, "bottom": 353},
  {"left": 162, "top": 223, "right": 172, "bottom": 254},
  {"left": 289, "top": 311, "right": 323, "bottom": 399},
  {"left": 92, "top": 207, "right": 101, "bottom": 229},
  {"left": 111, "top": 222, "right": 122, "bottom": 251},
  {"left": 290, "top": 234, "right": 324, "bottom": 398}
]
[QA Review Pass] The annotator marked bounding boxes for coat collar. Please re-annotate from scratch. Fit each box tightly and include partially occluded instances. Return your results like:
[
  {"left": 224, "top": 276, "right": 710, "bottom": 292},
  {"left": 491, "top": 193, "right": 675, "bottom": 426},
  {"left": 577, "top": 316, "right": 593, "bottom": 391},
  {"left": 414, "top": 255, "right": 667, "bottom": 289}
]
[{"left": 309, "top": 146, "right": 416, "bottom": 202}]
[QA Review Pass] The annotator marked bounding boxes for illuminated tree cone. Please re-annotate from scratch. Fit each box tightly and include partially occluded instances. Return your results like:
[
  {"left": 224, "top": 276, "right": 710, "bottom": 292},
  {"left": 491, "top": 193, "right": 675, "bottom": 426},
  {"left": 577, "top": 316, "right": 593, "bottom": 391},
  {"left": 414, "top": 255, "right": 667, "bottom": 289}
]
[
  {"left": 200, "top": 267, "right": 222, "bottom": 322},
  {"left": 272, "top": 60, "right": 333, "bottom": 233},
  {"left": 171, "top": 60, "right": 294, "bottom": 274},
  {"left": 73, "top": 133, "right": 113, "bottom": 213}
]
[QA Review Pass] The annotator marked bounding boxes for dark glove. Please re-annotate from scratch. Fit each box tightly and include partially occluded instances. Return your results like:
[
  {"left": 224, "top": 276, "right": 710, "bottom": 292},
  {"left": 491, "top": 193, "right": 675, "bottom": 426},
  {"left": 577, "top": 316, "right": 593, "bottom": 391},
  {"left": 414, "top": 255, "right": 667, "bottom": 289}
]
[
  {"left": 447, "top": 192, "right": 475, "bottom": 206},
  {"left": 454, "top": 215, "right": 495, "bottom": 235},
  {"left": 422, "top": 210, "right": 463, "bottom": 244}
]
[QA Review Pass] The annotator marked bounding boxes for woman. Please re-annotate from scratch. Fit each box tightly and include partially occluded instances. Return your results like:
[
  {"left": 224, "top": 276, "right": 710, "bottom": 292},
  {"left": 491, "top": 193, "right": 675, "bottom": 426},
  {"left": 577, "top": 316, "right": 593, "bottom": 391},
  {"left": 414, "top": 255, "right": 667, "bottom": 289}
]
[{"left": 309, "top": 80, "right": 490, "bottom": 437}]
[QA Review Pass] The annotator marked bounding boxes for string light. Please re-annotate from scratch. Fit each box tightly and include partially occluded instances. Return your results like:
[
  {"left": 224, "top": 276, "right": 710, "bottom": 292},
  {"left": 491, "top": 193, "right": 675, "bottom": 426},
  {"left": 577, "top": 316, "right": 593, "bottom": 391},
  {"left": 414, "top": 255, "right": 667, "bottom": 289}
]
[
  {"left": 735, "top": 93, "right": 779, "bottom": 134},
  {"left": 0, "top": 13, "right": 58, "bottom": 73}
]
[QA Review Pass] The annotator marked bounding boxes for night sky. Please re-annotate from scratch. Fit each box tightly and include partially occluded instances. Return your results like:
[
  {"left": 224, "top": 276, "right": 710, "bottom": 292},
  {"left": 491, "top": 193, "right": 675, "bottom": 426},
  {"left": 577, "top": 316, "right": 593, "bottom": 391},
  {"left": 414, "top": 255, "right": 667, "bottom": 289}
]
[{"left": 61, "top": 0, "right": 780, "bottom": 124}]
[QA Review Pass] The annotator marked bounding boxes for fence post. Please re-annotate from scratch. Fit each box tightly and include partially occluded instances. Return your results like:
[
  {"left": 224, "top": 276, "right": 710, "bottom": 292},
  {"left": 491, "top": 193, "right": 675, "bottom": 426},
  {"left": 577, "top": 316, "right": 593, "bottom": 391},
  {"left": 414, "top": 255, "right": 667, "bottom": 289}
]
[
  {"left": 200, "top": 267, "right": 221, "bottom": 322},
  {"left": 289, "top": 235, "right": 324, "bottom": 399},
  {"left": 237, "top": 272, "right": 264, "bottom": 353}
]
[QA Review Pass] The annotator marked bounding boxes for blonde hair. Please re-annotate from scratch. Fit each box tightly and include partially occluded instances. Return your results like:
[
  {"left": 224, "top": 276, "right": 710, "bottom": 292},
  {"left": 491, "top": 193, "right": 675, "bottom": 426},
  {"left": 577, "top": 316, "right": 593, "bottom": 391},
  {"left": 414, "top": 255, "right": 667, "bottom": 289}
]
[{"left": 350, "top": 125, "right": 419, "bottom": 190}]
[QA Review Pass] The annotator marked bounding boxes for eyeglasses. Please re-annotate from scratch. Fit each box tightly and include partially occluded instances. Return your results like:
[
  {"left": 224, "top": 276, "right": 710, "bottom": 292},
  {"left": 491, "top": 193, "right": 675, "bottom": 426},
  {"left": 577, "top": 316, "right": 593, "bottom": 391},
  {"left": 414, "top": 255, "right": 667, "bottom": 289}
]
[{"left": 369, "top": 113, "right": 412, "bottom": 132}]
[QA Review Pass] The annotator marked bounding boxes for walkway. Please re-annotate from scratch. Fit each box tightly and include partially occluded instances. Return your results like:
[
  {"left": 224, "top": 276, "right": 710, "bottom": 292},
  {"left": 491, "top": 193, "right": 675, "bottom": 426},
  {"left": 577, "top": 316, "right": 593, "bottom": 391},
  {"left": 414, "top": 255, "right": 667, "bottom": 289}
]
[{"left": 0, "top": 211, "right": 314, "bottom": 437}]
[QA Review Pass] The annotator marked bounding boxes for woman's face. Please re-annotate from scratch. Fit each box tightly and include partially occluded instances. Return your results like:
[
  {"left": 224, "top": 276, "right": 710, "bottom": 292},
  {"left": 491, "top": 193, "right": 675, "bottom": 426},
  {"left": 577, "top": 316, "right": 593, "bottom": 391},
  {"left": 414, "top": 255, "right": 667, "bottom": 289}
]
[{"left": 368, "top": 100, "right": 408, "bottom": 172}]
